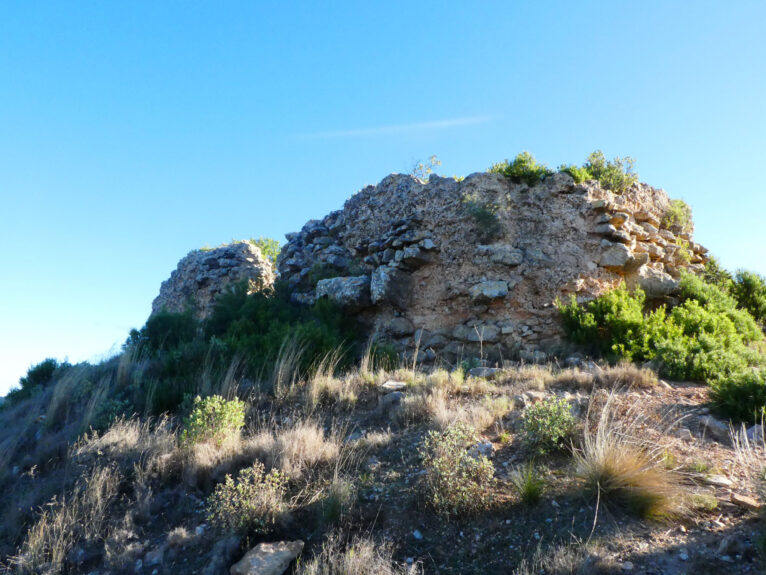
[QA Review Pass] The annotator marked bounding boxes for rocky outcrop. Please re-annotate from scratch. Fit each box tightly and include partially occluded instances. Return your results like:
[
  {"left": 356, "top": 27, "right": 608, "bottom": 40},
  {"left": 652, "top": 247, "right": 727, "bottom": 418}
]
[
  {"left": 152, "top": 242, "right": 274, "bottom": 320},
  {"left": 278, "top": 171, "right": 708, "bottom": 364}
]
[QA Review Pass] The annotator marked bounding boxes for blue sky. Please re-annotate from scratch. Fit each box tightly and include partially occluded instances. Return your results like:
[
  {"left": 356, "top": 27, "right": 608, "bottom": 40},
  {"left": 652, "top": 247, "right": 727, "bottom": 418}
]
[{"left": 1, "top": 1, "right": 765, "bottom": 393}]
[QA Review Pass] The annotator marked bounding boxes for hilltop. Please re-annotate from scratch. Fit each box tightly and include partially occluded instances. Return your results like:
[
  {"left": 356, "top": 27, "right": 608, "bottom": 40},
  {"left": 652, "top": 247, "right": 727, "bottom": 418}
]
[{"left": 2, "top": 152, "right": 766, "bottom": 575}]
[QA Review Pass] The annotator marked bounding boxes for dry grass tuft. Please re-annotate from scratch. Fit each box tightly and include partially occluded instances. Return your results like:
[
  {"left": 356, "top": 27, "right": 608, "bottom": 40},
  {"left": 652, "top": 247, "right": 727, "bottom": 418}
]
[
  {"left": 12, "top": 465, "right": 121, "bottom": 574},
  {"left": 595, "top": 362, "right": 658, "bottom": 389},
  {"left": 296, "top": 534, "right": 421, "bottom": 575},
  {"left": 513, "top": 542, "right": 616, "bottom": 575},
  {"left": 574, "top": 392, "right": 685, "bottom": 520}
]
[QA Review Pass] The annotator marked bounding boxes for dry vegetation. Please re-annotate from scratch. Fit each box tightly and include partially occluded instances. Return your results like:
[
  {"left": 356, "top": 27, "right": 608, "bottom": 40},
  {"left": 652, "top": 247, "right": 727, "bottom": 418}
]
[{"left": 1, "top": 353, "right": 764, "bottom": 574}]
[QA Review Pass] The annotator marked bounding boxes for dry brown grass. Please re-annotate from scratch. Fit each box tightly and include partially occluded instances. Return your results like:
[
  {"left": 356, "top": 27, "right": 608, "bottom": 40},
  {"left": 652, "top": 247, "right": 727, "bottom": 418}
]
[
  {"left": 594, "top": 362, "right": 658, "bottom": 389},
  {"left": 12, "top": 465, "right": 121, "bottom": 574},
  {"left": 574, "top": 392, "right": 685, "bottom": 520},
  {"left": 72, "top": 416, "right": 176, "bottom": 476},
  {"left": 513, "top": 542, "right": 616, "bottom": 575},
  {"left": 296, "top": 534, "right": 421, "bottom": 575}
]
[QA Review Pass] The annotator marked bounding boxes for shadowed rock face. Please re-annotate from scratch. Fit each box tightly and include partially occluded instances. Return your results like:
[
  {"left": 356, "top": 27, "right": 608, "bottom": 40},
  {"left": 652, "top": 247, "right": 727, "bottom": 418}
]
[
  {"left": 151, "top": 242, "right": 274, "bottom": 320},
  {"left": 278, "top": 171, "right": 708, "bottom": 364}
]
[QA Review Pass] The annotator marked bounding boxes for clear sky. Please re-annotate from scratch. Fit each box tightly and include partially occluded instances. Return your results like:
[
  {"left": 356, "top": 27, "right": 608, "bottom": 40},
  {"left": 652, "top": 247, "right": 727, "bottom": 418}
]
[{"left": 1, "top": 1, "right": 765, "bottom": 394}]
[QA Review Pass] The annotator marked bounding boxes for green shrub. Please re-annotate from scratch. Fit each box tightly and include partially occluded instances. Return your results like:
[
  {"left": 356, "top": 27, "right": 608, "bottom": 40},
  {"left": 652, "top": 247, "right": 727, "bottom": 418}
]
[
  {"left": 522, "top": 397, "right": 576, "bottom": 455},
  {"left": 583, "top": 150, "right": 637, "bottom": 193},
  {"left": 709, "top": 369, "right": 766, "bottom": 422},
  {"left": 559, "top": 150, "right": 638, "bottom": 193},
  {"left": 732, "top": 270, "right": 766, "bottom": 324},
  {"left": 489, "top": 151, "right": 552, "bottom": 186},
  {"left": 661, "top": 199, "right": 692, "bottom": 232},
  {"left": 206, "top": 280, "right": 358, "bottom": 381},
  {"left": 558, "top": 163, "right": 592, "bottom": 184},
  {"left": 419, "top": 423, "right": 495, "bottom": 517},
  {"left": 559, "top": 274, "right": 766, "bottom": 422},
  {"left": 181, "top": 395, "right": 245, "bottom": 446},
  {"left": 701, "top": 257, "right": 734, "bottom": 293},
  {"left": 140, "top": 309, "right": 198, "bottom": 353},
  {"left": 249, "top": 237, "right": 281, "bottom": 265},
  {"left": 462, "top": 193, "right": 503, "bottom": 242},
  {"left": 206, "top": 461, "right": 287, "bottom": 534},
  {"left": 6, "top": 358, "right": 64, "bottom": 403},
  {"left": 509, "top": 463, "right": 545, "bottom": 505}
]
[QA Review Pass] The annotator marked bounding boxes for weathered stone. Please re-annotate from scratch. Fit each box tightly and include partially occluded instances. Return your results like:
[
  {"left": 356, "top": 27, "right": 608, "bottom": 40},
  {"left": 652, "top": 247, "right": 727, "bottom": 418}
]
[
  {"left": 476, "top": 244, "right": 524, "bottom": 266},
  {"left": 275, "top": 172, "right": 706, "bottom": 361},
  {"left": 370, "top": 265, "right": 411, "bottom": 308},
  {"left": 466, "top": 324, "right": 500, "bottom": 342},
  {"left": 633, "top": 266, "right": 678, "bottom": 298},
  {"left": 610, "top": 212, "right": 630, "bottom": 227},
  {"left": 387, "top": 317, "right": 415, "bottom": 337},
  {"left": 700, "top": 415, "right": 730, "bottom": 444},
  {"left": 468, "top": 367, "right": 501, "bottom": 379},
  {"left": 730, "top": 493, "right": 761, "bottom": 511},
  {"left": 315, "top": 276, "right": 371, "bottom": 309},
  {"left": 599, "top": 244, "right": 632, "bottom": 270},
  {"left": 229, "top": 540, "right": 304, "bottom": 575},
  {"left": 380, "top": 380, "right": 407, "bottom": 392},
  {"left": 469, "top": 280, "right": 508, "bottom": 303},
  {"left": 152, "top": 242, "right": 274, "bottom": 320},
  {"left": 704, "top": 474, "right": 734, "bottom": 488}
]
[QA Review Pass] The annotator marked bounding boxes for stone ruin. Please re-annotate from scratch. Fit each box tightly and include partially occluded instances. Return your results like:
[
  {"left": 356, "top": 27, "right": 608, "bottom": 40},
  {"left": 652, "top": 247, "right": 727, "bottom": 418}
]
[
  {"left": 277, "top": 171, "right": 708, "bottom": 364},
  {"left": 151, "top": 241, "right": 274, "bottom": 320}
]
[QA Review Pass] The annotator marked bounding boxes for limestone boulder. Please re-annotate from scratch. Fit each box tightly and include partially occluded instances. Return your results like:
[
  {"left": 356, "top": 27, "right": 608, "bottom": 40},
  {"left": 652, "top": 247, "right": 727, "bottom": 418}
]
[
  {"left": 315, "top": 276, "right": 371, "bottom": 309},
  {"left": 229, "top": 540, "right": 304, "bottom": 575}
]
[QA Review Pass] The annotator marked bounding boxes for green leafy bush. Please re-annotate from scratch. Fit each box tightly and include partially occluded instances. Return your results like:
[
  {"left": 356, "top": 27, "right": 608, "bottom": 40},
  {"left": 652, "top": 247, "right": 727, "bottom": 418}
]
[
  {"left": 419, "top": 423, "right": 495, "bottom": 517},
  {"left": 701, "top": 257, "right": 733, "bottom": 293},
  {"left": 489, "top": 151, "right": 552, "bottom": 186},
  {"left": 249, "top": 237, "right": 281, "bottom": 265},
  {"left": 181, "top": 395, "right": 245, "bottom": 446},
  {"left": 206, "top": 461, "right": 287, "bottom": 534},
  {"left": 5, "top": 358, "right": 64, "bottom": 403},
  {"left": 559, "top": 274, "right": 766, "bottom": 421},
  {"left": 522, "top": 397, "right": 576, "bottom": 455},
  {"left": 206, "top": 281, "right": 358, "bottom": 379},
  {"left": 710, "top": 369, "right": 766, "bottom": 423},
  {"left": 661, "top": 199, "right": 692, "bottom": 232},
  {"left": 140, "top": 309, "right": 198, "bottom": 353},
  {"left": 559, "top": 150, "right": 638, "bottom": 193},
  {"left": 732, "top": 270, "right": 766, "bottom": 325},
  {"left": 462, "top": 193, "right": 502, "bottom": 242}
]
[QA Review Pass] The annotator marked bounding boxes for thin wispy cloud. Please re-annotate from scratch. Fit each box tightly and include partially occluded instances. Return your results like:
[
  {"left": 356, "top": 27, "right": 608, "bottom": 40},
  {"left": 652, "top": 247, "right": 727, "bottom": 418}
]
[{"left": 297, "top": 115, "right": 493, "bottom": 139}]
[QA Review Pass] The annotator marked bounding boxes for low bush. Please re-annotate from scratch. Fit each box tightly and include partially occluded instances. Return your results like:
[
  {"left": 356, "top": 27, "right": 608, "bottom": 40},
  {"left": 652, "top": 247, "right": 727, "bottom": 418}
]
[
  {"left": 559, "top": 274, "right": 766, "bottom": 421},
  {"left": 419, "top": 423, "right": 495, "bottom": 517},
  {"left": 248, "top": 236, "right": 281, "bottom": 264},
  {"left": 559, "top": 150, "right": 638, "bottom": 193},
  {"left": 489, "top": 151, "right": 552, "bottom": 186},
  {"left": 732, "top": 270, "right": 766, "bottom": 325},
  {"left": 206, "top": 460, "right": 287, "bottom": 534},
  {"left": 661, "top": 199, "right": 692, "bottom": 232},
  {"left": 522, "top": 397, "right": 576, "bottom": 455},
  {"left": 180, "top": 395, "right": 245, "bottom": 447},
  {"left": 6, "top": 358, "right": 64, "bottom": 403}
]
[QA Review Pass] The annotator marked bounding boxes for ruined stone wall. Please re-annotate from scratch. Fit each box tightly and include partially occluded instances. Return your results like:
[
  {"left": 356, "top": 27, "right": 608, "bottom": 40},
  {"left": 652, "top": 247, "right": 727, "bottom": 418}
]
[
  {"left": 152, "top": 242, "right": 274, "bottom": 320},
  {"left": 278, "top": 172, "right": 708, "bottom": 364}
]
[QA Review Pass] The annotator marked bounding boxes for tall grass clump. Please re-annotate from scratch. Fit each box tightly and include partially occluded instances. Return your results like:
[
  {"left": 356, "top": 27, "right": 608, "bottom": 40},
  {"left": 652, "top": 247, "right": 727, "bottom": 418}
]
[
  {"left": 574, "top": 393, "right": 685, "bottom": 520},
  {"left": 297, "top": 534, "right": 421, "bottom": 575},
  {"left": 12, "top": 466, "right": 121, "bottom": 574}
]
